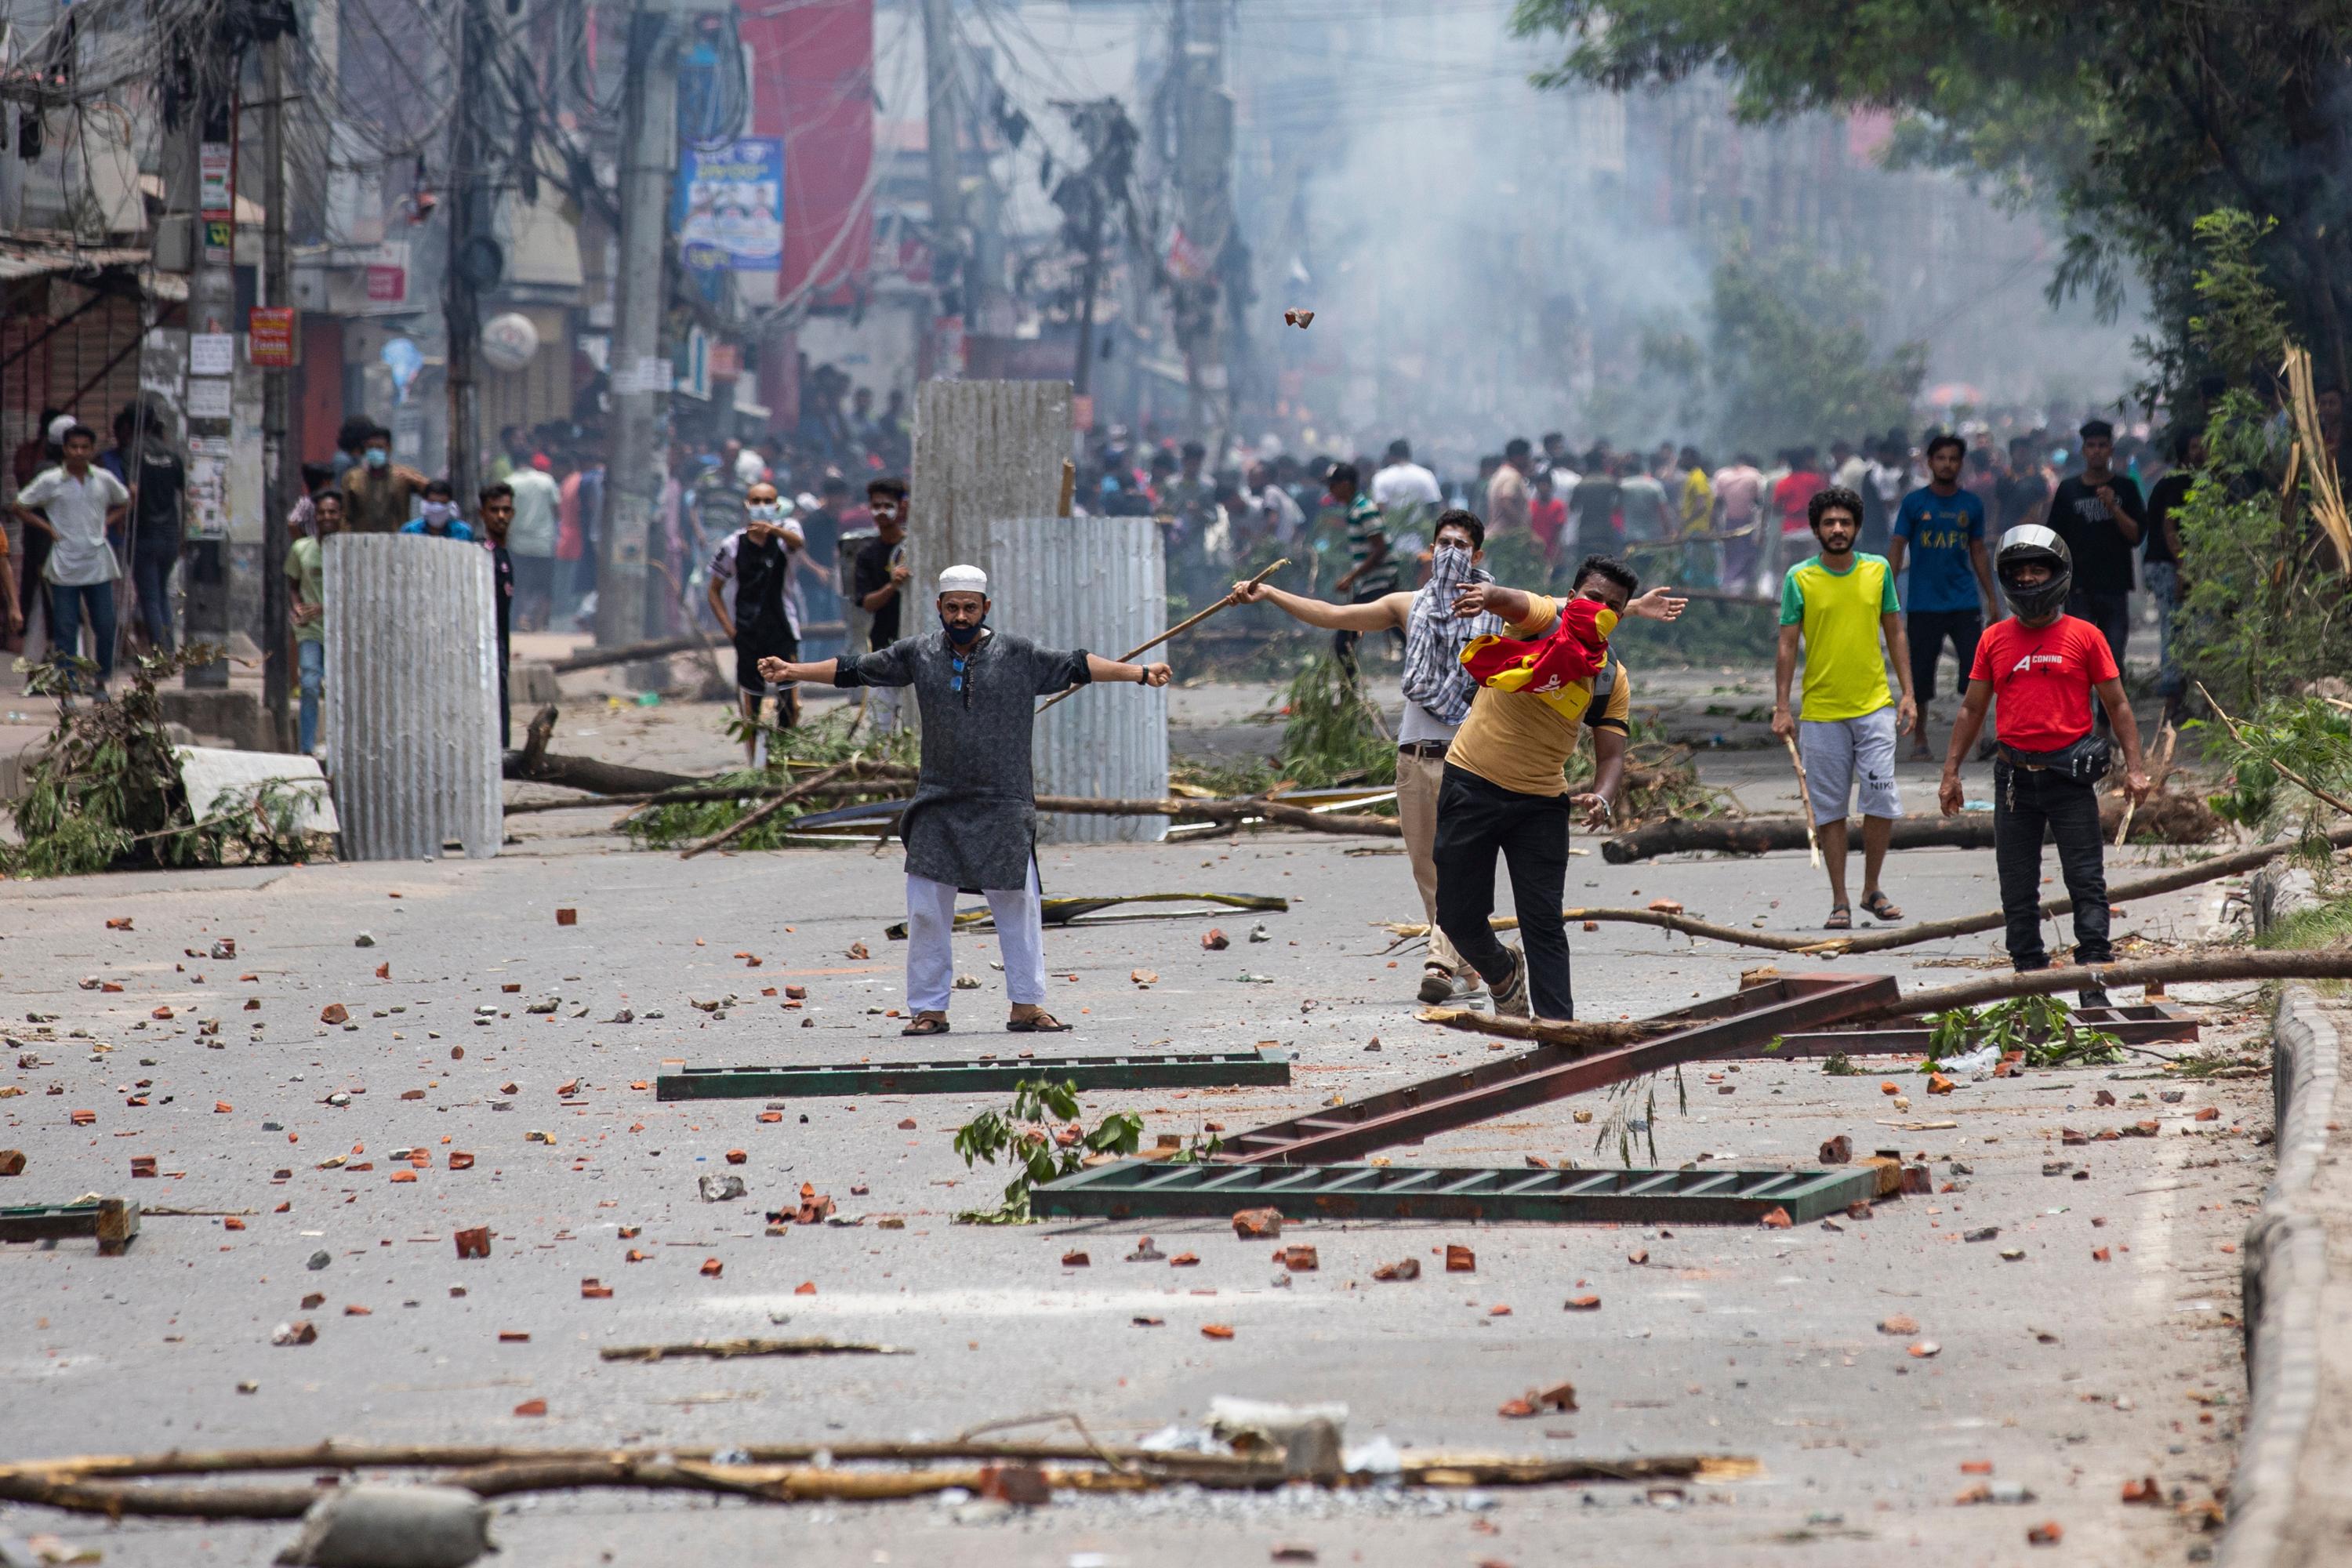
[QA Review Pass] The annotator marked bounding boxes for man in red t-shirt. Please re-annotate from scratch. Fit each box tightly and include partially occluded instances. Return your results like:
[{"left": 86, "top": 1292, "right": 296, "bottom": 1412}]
[
  {"left": 1939, "top": 524, "right": 2149, "bottom": 1002},
  {"left": 1771, "top": 447, "right": 1828, "bottom": 585}
]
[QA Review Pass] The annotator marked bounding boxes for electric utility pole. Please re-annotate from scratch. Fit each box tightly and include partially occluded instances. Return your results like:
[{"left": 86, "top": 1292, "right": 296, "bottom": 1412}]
[
  {"left": 1170, "top": 0, "right": 1237, "bottom": 448},
  {"left": 920, "top": 0, "right": 966, "bottom": 368},
  {"left": 595, "top": 2, "right": 680, "bottom": 648},
  {"left": 260, "top": 34, "right": 292, "bottom": 746},
  {"left": 444, "top": 0, "right": 487, "bottom": 514}
]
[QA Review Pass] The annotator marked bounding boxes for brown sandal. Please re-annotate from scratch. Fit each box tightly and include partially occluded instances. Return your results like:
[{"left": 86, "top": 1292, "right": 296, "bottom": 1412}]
[
  {"left": 1006, "top": 1011, "right": 1073, "bottom": 1033},
  {"left": 900, "top": 1013, "right": 951, "bottom": 1036}
]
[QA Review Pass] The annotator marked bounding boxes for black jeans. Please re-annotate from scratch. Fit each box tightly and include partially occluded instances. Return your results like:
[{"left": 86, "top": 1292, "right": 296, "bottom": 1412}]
[
  {"left": 1994, "top": 757, "right": 2111, "bottom": 971},
  {"left": 2067, "top": 588, "right": 2130, "bottom": 673},
  {"left": 1906, "top": 608, "right": 1981, "bottom": 704},
  {"left": 131, "top": 543, "right": 179, "bottom": 653},
  {"left": 1432, "top": 763, "right": 1574, "bottom": 1019}
]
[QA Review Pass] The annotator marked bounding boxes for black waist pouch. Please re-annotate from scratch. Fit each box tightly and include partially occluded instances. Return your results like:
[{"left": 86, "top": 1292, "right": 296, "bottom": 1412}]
[{"left": 1999, "top": 733, "right": 2111, "bottom": 782}]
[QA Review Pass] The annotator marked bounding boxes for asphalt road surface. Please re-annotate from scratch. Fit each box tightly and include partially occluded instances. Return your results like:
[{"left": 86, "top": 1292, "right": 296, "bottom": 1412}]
[{"left": 1, "top": 806, "right": 2262, "bottom": 1566}]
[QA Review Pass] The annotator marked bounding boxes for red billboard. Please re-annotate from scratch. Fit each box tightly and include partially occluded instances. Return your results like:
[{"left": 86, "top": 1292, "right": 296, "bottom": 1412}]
[{"left": 737, "top": 0, "right": 874, "bottom": 310}]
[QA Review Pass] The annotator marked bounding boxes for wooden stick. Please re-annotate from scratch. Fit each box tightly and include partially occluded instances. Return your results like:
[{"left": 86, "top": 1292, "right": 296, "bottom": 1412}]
[
  {"left": 1036, "top": 558, "right": 1290, "bottom": 712},
  {"left": 677, "top": 760, "right": 856, "bottom": 859},
  {"left": 1416, "top": 1007, "right": 1662, "bottom": 1049},
  {"left": 0, "top": 1443, "right": 1730, "bottom": 1520},
  {"left": 599, "top": 1336, "right": 908, "bottom": 1363},
  {"left": 1057, "top": 459, "right": 1076, "bottom": 518},
  {"left": 2114, "top": 721, "right": 2176, "bottom": 846},
  {"left": 2199, "top": 682, "right": 2352, "bottom": 818},
  {"left": 1783, "top": 733, "right": 1823, "bottom": 867},
  {"left": 1867, "top": 949, "right": 2352, "bottom": 1018}
]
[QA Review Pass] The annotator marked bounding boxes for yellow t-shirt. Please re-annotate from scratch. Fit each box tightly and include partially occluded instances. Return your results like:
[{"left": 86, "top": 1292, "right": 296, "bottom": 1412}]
[
  {"left": 1780, "top": 552, "right": 1897, "bottom": 721},
  {"left": 1444, "top": 593, "right": 1633, "bottom": 797}
]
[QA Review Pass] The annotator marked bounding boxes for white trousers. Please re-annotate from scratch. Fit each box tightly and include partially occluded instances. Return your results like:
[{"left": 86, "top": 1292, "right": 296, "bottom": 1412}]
[
  {"left": 864, "top": 684, "right": 906, "bottom": 734},
  {"left": 905, "top": 864, "right": 1048, "bottom": 1014}
]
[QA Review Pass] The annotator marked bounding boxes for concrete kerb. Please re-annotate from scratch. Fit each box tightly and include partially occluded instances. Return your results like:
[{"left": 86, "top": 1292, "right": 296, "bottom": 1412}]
[{"left": 2220, "top": 987, "right": 2342, "bottom": 1568}]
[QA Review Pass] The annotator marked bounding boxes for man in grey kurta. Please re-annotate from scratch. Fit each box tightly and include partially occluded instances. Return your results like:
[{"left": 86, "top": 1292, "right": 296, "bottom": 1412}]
[{"left": 760, "top": 564, "right": 1171, "bottom": 1034}]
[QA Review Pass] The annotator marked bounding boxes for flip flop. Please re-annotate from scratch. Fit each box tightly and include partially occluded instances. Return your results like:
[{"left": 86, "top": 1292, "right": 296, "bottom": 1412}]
[
  {"left": 900, "top": 1014, "right": 950, "bottom": 1036},
  {"left": 1824, "top": 904, "right": 1853, "bottom": 931},
  {"left": 1860, "top": 890, "right": 1904, "bottom": 922},
  {"left": 1007, "top": 1011, "right": 1073, "bottom": 1033}
]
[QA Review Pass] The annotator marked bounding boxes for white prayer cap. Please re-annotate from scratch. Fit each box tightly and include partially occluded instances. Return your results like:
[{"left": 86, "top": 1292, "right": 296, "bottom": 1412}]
[
  {"left": 48, "top": 413, "right": 76, "bottom": 444},
  {"left": 937, "top": 564, "right": 989, "bottom": 597}
]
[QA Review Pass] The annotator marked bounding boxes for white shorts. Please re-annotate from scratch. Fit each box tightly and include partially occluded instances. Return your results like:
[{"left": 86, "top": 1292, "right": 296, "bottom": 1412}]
[{"left": 1799, "top": 708, "right": 1902, "bottom": 823}]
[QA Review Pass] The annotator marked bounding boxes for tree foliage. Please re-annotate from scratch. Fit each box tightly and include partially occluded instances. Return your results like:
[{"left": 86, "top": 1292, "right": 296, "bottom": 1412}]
[
  {"left": 1510, "top": 0, "right": 2352, "bottom": 408},
  {"left": 2167, "top": 211, "right": 2352, "bottom": 714}
]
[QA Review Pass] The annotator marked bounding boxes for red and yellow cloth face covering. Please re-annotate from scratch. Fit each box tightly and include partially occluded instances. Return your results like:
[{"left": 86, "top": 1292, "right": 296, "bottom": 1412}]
[{"left": 1459, "top": 597, "right": 1618, "bottom": 722}]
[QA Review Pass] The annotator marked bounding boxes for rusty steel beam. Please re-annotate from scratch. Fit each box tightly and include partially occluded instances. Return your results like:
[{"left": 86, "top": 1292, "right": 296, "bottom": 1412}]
[{"left": 1218, "top": 973, "right": 1901, "bottom": 1166}]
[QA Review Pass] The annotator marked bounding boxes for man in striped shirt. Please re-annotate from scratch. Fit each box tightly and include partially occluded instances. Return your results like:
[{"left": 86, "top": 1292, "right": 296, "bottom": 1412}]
[{"left": 1330, "top": 462, "right": 1399, "bottom": 673}]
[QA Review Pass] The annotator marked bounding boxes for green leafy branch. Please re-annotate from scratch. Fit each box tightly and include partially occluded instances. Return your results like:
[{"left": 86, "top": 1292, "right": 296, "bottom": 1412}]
[
  {"left": 1924, "top": 995, "right": 2124, "bottom": 1070},
  {"left": 951, "top": 1078, "right": 1144, "bottom": 1224}
]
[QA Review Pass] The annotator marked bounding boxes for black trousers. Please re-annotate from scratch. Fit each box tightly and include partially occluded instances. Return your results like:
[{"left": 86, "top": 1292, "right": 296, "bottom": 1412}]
[
  {"left": 2066, "top": 588, "right": 2130, "bottom": 671},
  {"left": 1994, "top": 757, "right": 2111, "bottom": 971},
  {"left": 1432, "top": 763, "right": 1574, "bottom": 1019},
  {"left": 1907, "top": 608, "right": 1981, "bottom": 704}
]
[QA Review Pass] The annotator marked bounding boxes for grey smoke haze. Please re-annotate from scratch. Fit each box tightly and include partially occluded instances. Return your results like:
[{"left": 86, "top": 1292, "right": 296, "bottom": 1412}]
[{"left": 1230, "top": 0, "right": 2142, "bottom": 460}]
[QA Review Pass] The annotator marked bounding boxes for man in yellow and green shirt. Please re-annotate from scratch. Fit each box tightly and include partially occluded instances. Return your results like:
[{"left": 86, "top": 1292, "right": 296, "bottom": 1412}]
[{"left": 1771, "top": 485, "right": 1917, "bottom": 931}]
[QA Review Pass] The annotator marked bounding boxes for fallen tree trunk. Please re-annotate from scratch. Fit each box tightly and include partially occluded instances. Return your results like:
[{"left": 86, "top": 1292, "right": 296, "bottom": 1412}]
[
  {"left": 1866, "top": 949, "right": 2352, "bottom": 1018},
  {"left": 547, "top": 634, "right": 702, "bottom": 674},
  {"left": 503, "top": 750, "right": 702, "bottom": 797},
  {"left": 1602, "top": 792, "right": 2218, "bottom": 864}
]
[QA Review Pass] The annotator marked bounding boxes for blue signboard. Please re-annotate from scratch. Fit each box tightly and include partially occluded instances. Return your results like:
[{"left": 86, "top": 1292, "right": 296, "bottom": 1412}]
[{"left": 676, "top": 138, "right": 785, "bottom": 273}]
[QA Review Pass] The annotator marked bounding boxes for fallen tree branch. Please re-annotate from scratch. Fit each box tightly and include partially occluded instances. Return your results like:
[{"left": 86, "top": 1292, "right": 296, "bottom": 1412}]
[
  {"left": 2199, "top": 681, "right": 2352, "bottom": 820},
  {"left": 599, "top": 1336, "right": 907, "bottom": 1362},
  {"left": 1381, "top": 825, "right": 2352, "bottom": 958},
  {"left": 886, "top": 891, "right": 1292, "bottom": 939},
  {"left": 679, "top": 761, "right": 857, "bottom": 859},
  {"left": 1602, "top": 793, "right": 2217, "bottom": 864},
  {"left": 0, "top": 1441, "right": 1733, "bottom": 1520},
  {"left": 796, "top": 793, "right": 1403, "bottom": 840},
  {"left": 1037, "top": 794, "right": 1399, "bottom": 837},
  {"left": 1415, "top": 1007, "right": 1663, "bottom": 1049},
  {"left": 1869, "top": 949, "right": 2352, "bottom": 1018},
  {"left": 549, "top": 634, "right": 701, "bottom": 674}
]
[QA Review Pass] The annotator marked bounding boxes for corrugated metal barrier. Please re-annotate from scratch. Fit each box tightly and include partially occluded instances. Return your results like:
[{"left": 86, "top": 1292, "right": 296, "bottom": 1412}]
[
  {"left": 986, "top": 514, "right": 1167, "bottom": 845},
  {"left": 322, "top": 533, "right": 503, "bottom": 861}
]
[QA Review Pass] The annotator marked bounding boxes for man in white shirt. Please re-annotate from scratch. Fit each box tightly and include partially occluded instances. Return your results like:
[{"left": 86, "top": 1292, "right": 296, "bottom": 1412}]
[
  {"left": 1371, "top": 439, "right": 1443, "bottom": 527},
  {"left": 503, "top": 454, "right": 563, "bottom": 630},
  {"left": 11, "top": 423, "right": 126, "bottom": 691},
  {"left": 1246, "top": 461, "right": 1303, "bottom": 546},
  {"left": 1230, "top": 508, "right": 1496, "bottom": 1008}
]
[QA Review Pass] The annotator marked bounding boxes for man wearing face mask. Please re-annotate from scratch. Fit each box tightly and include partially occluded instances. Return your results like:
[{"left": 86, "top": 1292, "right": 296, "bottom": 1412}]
[
  {"left": 850, "top": 477, "right": 913, "bottom": 733},
  {"left": 1231, "top": 507, "right": 1501, "bottom": 1008},
  {"left": 1940, "top": 526, "right": 2151, "bottom": 1003},
  {"left": 759, "top": 566, "right": 1171, "bottom": 1036},
  {"left": 400, "top": 479, "right": 477, "bottom": 540},
  {"left": 339, "top": 426, "right": 431, "bottom": 535},
  {"left": 707, "top": 481, "right": 807, "bottom": 764}
]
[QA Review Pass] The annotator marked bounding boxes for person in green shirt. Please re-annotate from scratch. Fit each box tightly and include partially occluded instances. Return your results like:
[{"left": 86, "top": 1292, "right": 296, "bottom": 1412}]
[
  {"left": 287, "top": 490, "right": 338, "bottom": 754},
  {"left": 1771, "top": 485, "right": 1917, "bottom": 930}
]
